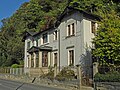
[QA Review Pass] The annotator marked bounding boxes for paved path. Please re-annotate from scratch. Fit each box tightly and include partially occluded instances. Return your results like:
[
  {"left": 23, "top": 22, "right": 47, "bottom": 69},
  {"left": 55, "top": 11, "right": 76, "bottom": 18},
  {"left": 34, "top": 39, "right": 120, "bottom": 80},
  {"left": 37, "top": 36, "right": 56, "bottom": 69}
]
[{"left": 0, "top": 79, "right": 66, "bottom": 90}]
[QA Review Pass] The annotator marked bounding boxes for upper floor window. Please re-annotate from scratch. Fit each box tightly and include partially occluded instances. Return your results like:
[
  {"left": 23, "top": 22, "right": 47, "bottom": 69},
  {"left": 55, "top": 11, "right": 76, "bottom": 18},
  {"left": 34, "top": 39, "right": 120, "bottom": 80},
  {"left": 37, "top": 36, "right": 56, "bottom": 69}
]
[
  {"left": 54, "top": 31, "right": 58, "bottom": 40},
  {"left": 67, "top": 23, "right": 75, "bottom": 36},
  {"left": 72, "top": 23, "right": 75, "bottom": 35},
  {"left": 68, "top": 25, "right": 71, "bottom": 36},
  {"left": 27, "top": 41, "right": 31, "bottom": 49},
  {"left": 91, "top": 22, "right": 96, "bottom": 34},
  {"left": 43, "top": 33, "right": 48, "bottom": 43}
]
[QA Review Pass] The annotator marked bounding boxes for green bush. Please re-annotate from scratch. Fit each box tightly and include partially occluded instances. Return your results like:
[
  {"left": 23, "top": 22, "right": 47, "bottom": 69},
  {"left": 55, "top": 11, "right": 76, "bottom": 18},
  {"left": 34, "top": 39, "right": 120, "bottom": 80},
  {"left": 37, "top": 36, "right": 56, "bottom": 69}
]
[
  {"left": 94, "top": 71, "right": 120, "bottom": 82},
  {"left": 11, "top": 64, "right": 19, "bottom": 68},
  {"left": 55, "top": 67, "right": 75, "bottom": 81}
]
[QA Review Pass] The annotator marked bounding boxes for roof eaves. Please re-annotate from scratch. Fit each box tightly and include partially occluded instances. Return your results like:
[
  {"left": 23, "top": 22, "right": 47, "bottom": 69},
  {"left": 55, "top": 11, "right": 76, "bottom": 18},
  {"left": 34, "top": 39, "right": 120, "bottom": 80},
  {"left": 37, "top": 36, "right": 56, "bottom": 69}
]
[{"left": 56, "top": 6, "right": 101, "bottom": 24}]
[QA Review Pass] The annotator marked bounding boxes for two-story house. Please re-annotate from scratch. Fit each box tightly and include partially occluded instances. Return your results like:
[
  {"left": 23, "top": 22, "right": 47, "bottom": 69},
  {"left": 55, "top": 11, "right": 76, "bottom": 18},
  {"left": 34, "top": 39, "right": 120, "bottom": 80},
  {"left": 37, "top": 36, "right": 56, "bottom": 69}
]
[{"left": 22, "top": 7, "right": 100, "bottom": 77}]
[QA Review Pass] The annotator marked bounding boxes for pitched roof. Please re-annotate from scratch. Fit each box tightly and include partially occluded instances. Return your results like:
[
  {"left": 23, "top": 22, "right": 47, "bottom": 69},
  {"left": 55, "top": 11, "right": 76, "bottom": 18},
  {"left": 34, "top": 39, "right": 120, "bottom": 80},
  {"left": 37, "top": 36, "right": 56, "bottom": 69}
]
[
  {"left": 56, "top": 6, "right": 101, "bottom": 23},
  {"left": 22, "top": 6, "right": 101, "bottom": 41},
  {"left": 22, "top": 31, "right": 38, "bottom": 42}
]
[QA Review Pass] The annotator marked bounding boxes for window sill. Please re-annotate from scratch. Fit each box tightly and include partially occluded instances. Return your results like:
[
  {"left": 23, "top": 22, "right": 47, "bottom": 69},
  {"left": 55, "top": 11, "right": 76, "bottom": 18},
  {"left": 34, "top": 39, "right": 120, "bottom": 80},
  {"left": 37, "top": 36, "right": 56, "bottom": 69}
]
[{"left": 66, "top": 34, "right": 75, "bottom": 39}]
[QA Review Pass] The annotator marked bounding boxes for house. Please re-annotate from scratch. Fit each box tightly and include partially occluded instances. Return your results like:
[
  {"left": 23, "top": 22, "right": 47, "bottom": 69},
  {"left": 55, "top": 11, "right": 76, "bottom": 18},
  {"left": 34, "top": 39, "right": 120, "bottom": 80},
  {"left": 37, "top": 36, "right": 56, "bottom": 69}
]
[{"left": 22, "top": 6, "right": 100, "bottom": 77}]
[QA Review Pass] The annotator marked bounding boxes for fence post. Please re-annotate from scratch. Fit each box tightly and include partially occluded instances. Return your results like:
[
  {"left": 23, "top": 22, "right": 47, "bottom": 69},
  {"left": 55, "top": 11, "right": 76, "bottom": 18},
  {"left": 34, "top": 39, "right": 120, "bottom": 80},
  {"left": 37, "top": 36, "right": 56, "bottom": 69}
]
[
  {"left": 76, "top": 64, "right": 81, "bottom": 90},
  {"left": 54, "top": 64, "right": 57, "bottom": 78},
  {"left": 93, "top": 62, "right": 98, "bottom": 90},
  {"left": 93, "top": 62, "right": 98, "bottom": 76}
]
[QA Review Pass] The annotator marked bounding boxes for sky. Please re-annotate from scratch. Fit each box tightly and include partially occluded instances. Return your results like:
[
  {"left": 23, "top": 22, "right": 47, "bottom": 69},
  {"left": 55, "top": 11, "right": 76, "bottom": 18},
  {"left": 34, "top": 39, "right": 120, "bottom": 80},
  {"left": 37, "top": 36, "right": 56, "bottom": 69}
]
[{"left": 0, "top": 0, "right": 30, "bottom": 28}]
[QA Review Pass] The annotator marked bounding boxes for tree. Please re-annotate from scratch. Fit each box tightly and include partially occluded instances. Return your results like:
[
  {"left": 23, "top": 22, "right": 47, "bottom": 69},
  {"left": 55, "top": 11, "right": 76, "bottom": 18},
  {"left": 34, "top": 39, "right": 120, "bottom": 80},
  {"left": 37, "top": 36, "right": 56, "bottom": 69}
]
[{"left": 93, "top": 11, "right": 120, "bottom": 66}]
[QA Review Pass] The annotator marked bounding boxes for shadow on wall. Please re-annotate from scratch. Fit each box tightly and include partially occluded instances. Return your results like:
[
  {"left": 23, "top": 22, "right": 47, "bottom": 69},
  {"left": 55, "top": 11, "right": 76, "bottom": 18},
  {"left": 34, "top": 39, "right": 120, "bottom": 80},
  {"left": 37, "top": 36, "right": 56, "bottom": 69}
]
[{"left": 79, "top": 48, "right": 93, "bottom": 79}]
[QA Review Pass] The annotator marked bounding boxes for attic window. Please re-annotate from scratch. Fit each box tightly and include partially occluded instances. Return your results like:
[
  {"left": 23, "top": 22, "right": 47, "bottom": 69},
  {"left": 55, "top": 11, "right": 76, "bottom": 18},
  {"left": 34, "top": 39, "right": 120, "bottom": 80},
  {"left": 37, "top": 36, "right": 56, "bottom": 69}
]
[
  {"left": 67, "top": 23, "right": 75, "bottom": 37},
  {"left": 91, "top": 22, "right": 96, "bottom": 34},
  {"left": 68, "top": 25, "right": 71, "bottom": 36},
  {"left": 72, "top": 23, "right": 75, "bottom": 35}
]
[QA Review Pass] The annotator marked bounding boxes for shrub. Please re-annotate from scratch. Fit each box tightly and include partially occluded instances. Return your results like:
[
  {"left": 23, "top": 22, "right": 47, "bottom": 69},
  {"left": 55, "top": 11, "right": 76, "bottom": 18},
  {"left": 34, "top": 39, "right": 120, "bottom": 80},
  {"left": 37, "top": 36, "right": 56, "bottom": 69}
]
[
  {"left": 94, "top": 71, "right": 120, "bottom": 82},
  {"left": 11, "top": 64, "right": 19, "bottom": 68}
]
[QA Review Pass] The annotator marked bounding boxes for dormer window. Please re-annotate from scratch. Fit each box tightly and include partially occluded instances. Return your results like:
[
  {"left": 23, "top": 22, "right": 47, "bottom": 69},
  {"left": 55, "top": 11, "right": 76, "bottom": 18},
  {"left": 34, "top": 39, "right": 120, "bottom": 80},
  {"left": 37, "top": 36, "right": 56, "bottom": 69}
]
[
  {"left": 72, "top": 23, "right": 75, "bottom": 35},
  {"left": 68, "top": 25, "right": 71, "bottom": 36},
  {"left": 67, "top": 23, "right": 75, "bottom": 36},
  {"left": 43, "top": 33, "right": 48, "bottom": 43}
]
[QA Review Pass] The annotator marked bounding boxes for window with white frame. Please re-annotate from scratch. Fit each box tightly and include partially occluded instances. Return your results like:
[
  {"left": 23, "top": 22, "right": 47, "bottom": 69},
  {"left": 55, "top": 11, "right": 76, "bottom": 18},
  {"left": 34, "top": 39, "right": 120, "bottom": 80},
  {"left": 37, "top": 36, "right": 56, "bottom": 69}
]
[
  {"left": 54, "top": 53, "right": 57, "bottom": 66},
  {"left": 36, "top": 52, "right": 39, "bottom": 67},
  {"left": 68, "top": 50, "right": 74, "bottom": 66},
  {"left": 67, "top": 23, "right": 75, "bottom": 36},
  {"left": 42, "top": 51, "right": 48, "bottom": 67},
  {"left": 43, "top": 33, "right": 48, "bottom": 43},
  {"left": 31, "top": 53, "right": 34, "bottom": 67}
]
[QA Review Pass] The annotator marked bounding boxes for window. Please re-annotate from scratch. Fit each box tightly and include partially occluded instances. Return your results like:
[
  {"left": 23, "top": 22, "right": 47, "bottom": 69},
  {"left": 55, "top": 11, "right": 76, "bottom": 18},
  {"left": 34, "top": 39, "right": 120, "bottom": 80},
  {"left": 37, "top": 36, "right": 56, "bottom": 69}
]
[
  {"left": 91, "top": 22, "right": 96, "bottom": 34},
  {"left": 43, "top": 33, "right": 48, "bottom": 43},
  {"left": 54, "top": 53, "right": 57, "bottom": 66},
  {"left": 42, "top": 51, "right": 48, "bottom": 67},
  {"left": 69, "top": 50, "right": 74, "bottom": 66},
  {"left": 27, "top": 41, "right": 30, "bottom": 49},
  {"left": 36, "top": 52, "right": 39, "bottom": 67},
  {"left": 27, "top": 55, "right": 29, "bottom": 68},
  {"left": 54, "top": 31, "right": 58, "bottom": 40},
  {"left": 72, "top": 23, "right": 75, "bottom": 35},
  {"left": 31, "top": 53, "right": 34, "bottom": 67},
  {"left": 36, "top": 40, "right": 38, "bottom": 46},
  {"left": 68, "top": 25, "right": 71, "bottom": 36},
  {"left": 67, "top": 23, "right": 75, "bottom": 36}
]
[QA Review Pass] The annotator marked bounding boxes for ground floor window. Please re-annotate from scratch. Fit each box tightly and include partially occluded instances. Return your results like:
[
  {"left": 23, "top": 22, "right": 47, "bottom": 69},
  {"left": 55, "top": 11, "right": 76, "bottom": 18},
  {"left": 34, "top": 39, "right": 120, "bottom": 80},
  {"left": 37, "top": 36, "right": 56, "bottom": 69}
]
[
  {"left": 27, "top": 55, "right": 29, "bottom": 68},
  {"left": 54, "top": 53, "right": 57, "bottom": 66},
  {"left": 42, "top": 51, "right": 48, "bottom": 67},
  {"left": 36, "top": 52, "right": 39, "bottom": 67},
  {"left": 69, "top": 50, "right": 74, "bottom": 66},
  {"left": 31, "top": 53, "right": 34, "bottom": 67}
]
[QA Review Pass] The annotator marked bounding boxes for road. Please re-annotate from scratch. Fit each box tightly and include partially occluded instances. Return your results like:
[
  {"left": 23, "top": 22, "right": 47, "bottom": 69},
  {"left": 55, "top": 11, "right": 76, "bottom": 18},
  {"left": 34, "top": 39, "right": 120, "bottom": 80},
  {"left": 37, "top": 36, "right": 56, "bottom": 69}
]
[{"left": 0, "top": 79, "right": 66, "bottom": 90}]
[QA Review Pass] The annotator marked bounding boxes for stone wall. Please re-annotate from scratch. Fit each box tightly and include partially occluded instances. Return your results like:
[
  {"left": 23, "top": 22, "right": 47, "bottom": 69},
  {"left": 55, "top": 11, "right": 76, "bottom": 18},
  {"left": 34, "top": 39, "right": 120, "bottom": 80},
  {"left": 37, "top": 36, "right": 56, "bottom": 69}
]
[{"left": 95, "top": 82, "right": 120, "bottom": 90}]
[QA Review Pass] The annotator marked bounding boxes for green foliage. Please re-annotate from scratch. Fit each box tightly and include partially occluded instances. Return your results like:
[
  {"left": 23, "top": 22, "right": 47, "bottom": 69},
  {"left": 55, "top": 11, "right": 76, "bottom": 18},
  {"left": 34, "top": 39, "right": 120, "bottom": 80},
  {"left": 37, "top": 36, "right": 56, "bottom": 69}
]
[
  {"left": 92, "top": 11, "right": 120, "bottom": 66},
  {"left": 94, "top": 72, "right": 120, "bottom": 82},
  {"left": 11, "top": 64, "right": 20, "bottom": 68},
  {"left": 0, "top": 0, "right": 120, "bottom": 67},
  {"left": 0, "top": 0, "right": 67, "bottom": 67}
]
